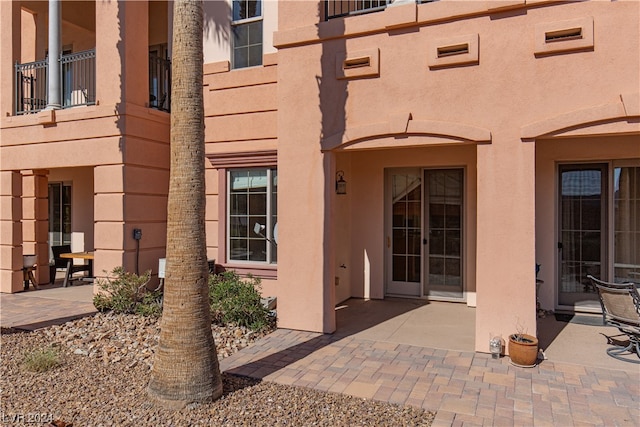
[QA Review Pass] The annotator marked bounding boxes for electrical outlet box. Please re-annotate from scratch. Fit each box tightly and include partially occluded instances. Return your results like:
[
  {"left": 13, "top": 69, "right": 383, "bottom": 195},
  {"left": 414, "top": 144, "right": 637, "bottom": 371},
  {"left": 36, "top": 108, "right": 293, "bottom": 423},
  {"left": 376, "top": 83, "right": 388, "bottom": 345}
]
[{"left": 133, "top": 228, "right": 142, "bottom": 240}]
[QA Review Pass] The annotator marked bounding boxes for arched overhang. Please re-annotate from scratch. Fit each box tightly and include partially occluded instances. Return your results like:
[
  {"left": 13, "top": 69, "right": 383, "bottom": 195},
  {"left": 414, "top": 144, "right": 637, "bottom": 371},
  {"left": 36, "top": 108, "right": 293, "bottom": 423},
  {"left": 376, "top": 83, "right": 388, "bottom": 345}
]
[
  {"left": 521, "top": 92, "right": 640, "bottom": 141},
  {"left": 321, "top": 113, "right": 492, "bottom": 152}
]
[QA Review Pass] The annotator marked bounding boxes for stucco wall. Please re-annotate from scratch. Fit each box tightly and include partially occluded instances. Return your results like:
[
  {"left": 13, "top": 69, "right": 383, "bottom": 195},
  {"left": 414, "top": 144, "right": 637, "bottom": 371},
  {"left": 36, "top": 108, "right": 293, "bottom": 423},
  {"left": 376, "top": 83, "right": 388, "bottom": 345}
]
[
  {"left": 203, "top": 55, "right": 279, "bottom": 298},
  {"left": 272, "top": 0, "right": 639, "bottom": 344}
]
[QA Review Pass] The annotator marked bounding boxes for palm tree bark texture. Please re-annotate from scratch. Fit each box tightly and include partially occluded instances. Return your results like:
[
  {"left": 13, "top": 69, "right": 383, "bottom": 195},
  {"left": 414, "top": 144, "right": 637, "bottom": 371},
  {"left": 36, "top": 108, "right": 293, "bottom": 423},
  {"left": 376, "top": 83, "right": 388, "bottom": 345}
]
[{"left": 147, "top": 0, "right": 223, "bottom": 406}]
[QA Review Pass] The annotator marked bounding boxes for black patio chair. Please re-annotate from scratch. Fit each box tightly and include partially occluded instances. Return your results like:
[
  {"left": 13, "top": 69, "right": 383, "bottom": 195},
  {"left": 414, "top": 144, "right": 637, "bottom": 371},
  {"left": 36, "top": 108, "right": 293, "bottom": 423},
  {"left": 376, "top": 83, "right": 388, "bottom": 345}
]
[
  {"left": 51, "top": 245, "right": 90, "bottom": 285},
  {"left": 587, "top": 275, "right": 640, "bottom": 364}
]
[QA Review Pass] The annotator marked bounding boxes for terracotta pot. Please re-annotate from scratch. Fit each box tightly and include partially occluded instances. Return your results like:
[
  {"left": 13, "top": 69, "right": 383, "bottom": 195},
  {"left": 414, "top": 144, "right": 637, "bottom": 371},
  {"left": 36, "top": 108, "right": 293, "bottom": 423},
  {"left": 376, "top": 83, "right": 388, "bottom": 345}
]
[{"left": 508, "top": 333, "right": 539, "bottom": 367}]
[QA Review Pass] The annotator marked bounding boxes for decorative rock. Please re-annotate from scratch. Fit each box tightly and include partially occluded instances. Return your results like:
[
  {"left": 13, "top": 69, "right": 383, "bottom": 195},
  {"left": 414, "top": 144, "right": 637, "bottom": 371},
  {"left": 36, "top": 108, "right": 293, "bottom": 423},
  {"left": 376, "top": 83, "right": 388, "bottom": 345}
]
[{"left": 1, "top": 312, "right": 435, "bottom": 426}]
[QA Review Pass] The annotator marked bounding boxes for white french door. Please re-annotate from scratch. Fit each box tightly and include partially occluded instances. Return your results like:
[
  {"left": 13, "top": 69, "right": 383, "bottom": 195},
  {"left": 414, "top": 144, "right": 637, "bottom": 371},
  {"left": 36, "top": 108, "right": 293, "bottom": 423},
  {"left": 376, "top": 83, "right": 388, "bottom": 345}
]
[{"left": 386, "top": 168, "right": 464, "bottom": 300}]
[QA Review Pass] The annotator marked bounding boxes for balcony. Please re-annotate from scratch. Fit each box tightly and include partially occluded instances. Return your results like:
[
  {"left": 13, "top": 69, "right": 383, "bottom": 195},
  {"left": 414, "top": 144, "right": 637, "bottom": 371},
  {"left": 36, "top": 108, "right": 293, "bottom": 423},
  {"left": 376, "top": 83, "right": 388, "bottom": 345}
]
[
  {"left": 14, "top": 50, "right": 171, "bottom": 116},
  {"left": 326, "top": 0, "right": 391, "bottom": 19},
  {"left": 325, "top": 0, "right": 434, "bottom": 20},
  {"left": 15, "top": 49, "right": 96, "bottom": 115}
]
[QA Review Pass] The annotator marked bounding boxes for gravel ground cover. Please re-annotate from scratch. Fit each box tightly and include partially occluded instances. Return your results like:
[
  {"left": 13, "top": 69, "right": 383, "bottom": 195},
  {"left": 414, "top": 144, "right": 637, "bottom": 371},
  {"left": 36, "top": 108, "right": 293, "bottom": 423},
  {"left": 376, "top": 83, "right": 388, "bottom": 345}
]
[{"left": 1, "top": 313, "right": 435, "bottom": 426}]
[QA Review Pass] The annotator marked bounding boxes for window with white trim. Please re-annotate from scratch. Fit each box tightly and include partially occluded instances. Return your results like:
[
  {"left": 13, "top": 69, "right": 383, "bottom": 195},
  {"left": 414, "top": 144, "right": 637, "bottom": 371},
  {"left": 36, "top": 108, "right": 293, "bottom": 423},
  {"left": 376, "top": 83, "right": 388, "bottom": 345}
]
[
  {"left": 232, "top": 0, "right": 263, "bottom": 69},
  {"left": 228, "top": 168, "right": 277, "bottom": 264}
]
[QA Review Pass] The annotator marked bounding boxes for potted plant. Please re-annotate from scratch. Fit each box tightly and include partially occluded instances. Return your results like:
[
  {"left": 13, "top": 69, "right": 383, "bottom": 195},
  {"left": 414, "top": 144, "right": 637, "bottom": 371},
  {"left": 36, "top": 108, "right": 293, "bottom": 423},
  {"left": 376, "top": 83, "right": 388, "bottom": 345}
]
[{"left": 508, "top": 321, "right": 539, "bottom": 367}]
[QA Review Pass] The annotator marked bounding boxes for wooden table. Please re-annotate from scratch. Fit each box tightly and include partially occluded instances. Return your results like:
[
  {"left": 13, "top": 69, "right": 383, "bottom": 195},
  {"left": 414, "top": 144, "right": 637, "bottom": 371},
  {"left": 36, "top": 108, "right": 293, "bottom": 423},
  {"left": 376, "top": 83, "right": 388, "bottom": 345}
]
[{"left": 60, "top": 252, "right": 94, "bottom": 287}]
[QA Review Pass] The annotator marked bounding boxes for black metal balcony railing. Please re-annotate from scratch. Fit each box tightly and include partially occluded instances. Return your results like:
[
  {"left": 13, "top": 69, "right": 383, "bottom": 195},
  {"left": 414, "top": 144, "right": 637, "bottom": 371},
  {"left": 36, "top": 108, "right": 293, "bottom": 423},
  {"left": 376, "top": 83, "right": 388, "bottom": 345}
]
[
  {"left": 14, "top": 49, "right": 172, "bottom": 115},
  {"left": 326, "top": 0, "right": 392, "bottom": 20},
  {"left": 149, "top": 55, "right": 171, "bottom": 112},
  {"left": 15, "top": 49, "right": 96, "bottom": 115},
  {"left": 325, "top": 0, "right": 434, "bottom": 20},
  {"left": 15, "top": 59, "right": 48, "bottom": 114},
  {"left": 61, "top": 49, "right": 96, "bottom": 108}
]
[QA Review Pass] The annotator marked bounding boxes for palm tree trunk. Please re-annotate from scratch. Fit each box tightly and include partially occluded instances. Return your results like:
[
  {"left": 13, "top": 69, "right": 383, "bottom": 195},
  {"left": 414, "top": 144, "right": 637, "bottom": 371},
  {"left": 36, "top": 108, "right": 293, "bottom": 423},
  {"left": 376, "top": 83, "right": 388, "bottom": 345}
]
[{"left": 147, "top": 0, "right": 222, "bottom": 406}]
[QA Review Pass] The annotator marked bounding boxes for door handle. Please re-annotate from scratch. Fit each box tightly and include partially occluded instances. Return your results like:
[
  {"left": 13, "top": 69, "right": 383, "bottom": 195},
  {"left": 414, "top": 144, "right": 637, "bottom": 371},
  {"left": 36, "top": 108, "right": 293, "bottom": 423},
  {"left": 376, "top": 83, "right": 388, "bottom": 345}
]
[
  {"left": 557, "top": 242, "right": 563, "bottom": 250},
  {"left": 423, "top": 238, "right": 428, "bottom": 245}
]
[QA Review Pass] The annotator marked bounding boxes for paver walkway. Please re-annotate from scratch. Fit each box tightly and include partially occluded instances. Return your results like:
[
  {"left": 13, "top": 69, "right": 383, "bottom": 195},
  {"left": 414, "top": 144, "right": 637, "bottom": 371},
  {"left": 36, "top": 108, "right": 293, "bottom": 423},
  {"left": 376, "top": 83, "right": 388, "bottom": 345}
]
[
  {"left": 0, "top": 286, "right": 96, "bottom": 330},
  {"left": 220, "top": 329, "right": 640, "bottom": 426}
]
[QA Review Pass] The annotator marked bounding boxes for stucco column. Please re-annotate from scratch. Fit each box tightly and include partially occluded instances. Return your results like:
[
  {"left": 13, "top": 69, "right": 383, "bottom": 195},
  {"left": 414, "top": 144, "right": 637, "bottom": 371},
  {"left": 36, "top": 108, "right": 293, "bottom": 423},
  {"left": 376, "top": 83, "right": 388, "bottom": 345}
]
[
  {"left": 475, "top": 134, "right": 537, "bottom": 353},
  {"left": 21, "top": 170, "right": 50, "bottom": 285},
  {"left": 94, "top": 163, "right": 167, "bottom": 284},
  {"left": 0, "top": 0, "right": 21, "bottom": 116},
  {"left": 278, "top": 146, "right": 337, "bottom": 333},
  {"left": 0, "top": 171, "right": 24, "bottom": 293},
  {"left": 93, "top": 164, "right": 126, "bottom": 282},
  {"left": 46, "top": 0, "right": 61, "bottom": 110},
  {"left": 95, "top": 0, "right": 149, "bottom": 108}
]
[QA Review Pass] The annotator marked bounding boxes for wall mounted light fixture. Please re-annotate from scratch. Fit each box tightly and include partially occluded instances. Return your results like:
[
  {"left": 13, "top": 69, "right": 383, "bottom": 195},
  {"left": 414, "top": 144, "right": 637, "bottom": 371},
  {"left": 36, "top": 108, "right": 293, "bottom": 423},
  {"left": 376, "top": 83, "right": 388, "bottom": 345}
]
[{"left": 336, "top": 170, "right": 347, "bottom": 195}]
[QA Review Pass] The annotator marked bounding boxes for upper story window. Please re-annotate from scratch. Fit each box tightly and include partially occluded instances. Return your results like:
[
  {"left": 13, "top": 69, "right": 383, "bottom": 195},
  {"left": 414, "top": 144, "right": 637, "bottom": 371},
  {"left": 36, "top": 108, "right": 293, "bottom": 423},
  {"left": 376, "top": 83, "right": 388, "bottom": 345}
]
[{"left": 232, "top": 0, "right": 263, "bottom": 69}]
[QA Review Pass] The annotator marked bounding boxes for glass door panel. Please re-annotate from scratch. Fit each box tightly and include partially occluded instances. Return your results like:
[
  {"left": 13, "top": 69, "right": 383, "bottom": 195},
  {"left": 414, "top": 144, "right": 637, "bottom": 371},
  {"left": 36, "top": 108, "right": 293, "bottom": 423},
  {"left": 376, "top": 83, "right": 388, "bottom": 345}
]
[
  {"left": 48, "top": 182, "right": 72, "bottom": 260},
  {"left": 614, "top": 166, "right": 640, "bottom": 283},
  {"left": 425, "top": 169, "right": 463, "bottom": 298},
  {"left": 387, "top": 170, "right": 422, "bottom": 296},
  {"left": 558, "top": 165, "right": 605, "bottom": 308}
]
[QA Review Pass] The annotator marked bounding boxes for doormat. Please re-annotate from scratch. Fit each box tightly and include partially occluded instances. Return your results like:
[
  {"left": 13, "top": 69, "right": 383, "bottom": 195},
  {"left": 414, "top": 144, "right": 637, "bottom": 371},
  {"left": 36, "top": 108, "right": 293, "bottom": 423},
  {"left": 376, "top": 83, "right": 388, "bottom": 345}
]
[{"left": 554, "top": 313, "right": 606, "bottom": 326}]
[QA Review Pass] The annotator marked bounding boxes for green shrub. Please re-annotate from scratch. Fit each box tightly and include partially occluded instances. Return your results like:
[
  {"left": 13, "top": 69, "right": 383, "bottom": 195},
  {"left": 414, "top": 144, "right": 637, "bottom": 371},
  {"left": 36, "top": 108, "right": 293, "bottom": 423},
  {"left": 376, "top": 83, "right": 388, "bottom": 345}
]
[
  {"left": 23, "top": 347, "right": 60, "bottom": 373},
  {"left": 93, "top": 267, "right": 160, "bottom": 316},
  {"left": 208, "top": 271, "right": 272, "bottom": 331},
  {"left": 135, "top": 290, "right": 163, "bottom": 317}
]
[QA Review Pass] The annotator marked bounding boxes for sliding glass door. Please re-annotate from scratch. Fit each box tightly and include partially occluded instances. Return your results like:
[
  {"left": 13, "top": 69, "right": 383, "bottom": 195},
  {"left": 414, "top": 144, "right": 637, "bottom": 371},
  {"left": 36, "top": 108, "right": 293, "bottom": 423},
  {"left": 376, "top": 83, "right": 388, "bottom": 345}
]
[
  {"left": 613, "top": 166, "right": 640, "bottom": 283},
  {"left": 558, "top": 165, "right": 605, "bottom": 308},
  {"left": 558, "top": 163, "right": 640, "bottom": 310}
]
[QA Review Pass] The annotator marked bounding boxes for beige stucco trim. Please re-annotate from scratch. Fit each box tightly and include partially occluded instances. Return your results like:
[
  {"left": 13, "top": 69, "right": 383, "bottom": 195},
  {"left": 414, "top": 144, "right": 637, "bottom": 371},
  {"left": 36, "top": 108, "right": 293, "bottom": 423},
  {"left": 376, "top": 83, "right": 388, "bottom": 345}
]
[
  {"left": 521, "top": 92, "right": 640, "bottom": 140},
  {"left": 275, "top": 0, "right": 561, "bottom": 49},
  {"left": 206, "top": 150, "right": 277, "bottom": 168},
  {"left": 323, "top": 117, "right": 492, "bottom": 152}
]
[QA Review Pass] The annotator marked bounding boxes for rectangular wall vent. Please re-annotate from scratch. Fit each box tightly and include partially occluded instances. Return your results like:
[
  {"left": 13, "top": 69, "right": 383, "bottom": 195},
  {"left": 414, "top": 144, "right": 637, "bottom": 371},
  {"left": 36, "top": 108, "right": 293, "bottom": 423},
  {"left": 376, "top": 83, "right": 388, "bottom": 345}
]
[
  {"left": 336, "top": 48, "right": 380, "bottom": 80},
  {"left": 343, "top": 56, "right": 371, "bottom": 69},
  {"left": 545, "top": 28, "right": 582, "bottom": 43},
  {"left": 535, "top": 17, "right": 594, "bottom": 56},
  {"left": 437, "top": 44, "right": 470, "bottom": 58},
  {"left": 427, "top": 34, "right": 479, "bottom": 69}
]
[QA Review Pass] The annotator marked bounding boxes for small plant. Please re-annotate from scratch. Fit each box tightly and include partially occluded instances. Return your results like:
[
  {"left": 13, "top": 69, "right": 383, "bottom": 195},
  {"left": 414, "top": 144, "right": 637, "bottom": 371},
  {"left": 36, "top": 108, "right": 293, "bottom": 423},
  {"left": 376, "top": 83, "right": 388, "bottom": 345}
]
[
  {"left": 511, "top": 319, "right": 534, "bottom": 343},
  {"left": 93, "top": 267, "right": 160, "bottom": 316},
  {"left": 134, "top": 290, "right": 163, "bottom": 317},
  {"left": 23, "top": 346, "right": 61, "bottom": 372},
  {"left": 208, "top": 271, "right": 272, "bottom": 331}
]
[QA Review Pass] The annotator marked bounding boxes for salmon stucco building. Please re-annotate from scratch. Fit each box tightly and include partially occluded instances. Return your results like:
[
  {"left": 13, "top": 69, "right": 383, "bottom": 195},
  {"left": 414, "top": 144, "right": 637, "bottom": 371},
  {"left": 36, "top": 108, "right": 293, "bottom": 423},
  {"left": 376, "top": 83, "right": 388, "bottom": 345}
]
[{"left": 1, "top": 0, "right": 639, "bottom": 354}]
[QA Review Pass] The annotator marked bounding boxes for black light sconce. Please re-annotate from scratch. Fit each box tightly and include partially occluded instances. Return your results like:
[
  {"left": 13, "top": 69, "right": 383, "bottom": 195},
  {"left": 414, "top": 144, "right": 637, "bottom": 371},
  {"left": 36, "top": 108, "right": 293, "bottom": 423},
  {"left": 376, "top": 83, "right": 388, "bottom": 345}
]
[{"left": 336, "top": 170, "right": 347, "bottom": 195}]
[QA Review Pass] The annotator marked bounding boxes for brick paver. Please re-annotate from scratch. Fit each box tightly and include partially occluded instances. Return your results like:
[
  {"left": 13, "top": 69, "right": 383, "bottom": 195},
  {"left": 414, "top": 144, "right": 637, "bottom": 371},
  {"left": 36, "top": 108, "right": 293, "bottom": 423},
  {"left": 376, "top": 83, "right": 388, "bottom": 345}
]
[{"left": 220, "top": 329, "right": 640, "bottom": 426}]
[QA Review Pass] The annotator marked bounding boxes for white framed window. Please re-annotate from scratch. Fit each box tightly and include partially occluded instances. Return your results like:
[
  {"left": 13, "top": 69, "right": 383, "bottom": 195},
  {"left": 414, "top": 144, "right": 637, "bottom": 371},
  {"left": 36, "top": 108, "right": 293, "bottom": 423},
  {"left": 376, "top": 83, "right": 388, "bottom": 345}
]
[
  {"left": 227, "top": 168, "right": 277, "bottom": 264},
  {"left": 232, "top": 0, "right": 263, "bottom": 69}
]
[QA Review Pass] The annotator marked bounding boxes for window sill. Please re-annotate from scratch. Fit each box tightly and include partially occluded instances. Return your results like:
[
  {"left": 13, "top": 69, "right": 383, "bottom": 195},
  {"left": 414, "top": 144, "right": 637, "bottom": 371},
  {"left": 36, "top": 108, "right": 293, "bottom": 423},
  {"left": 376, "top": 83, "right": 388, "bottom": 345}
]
[{"left": 219, "top": 263, "right": 277, "bottom": 279}]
